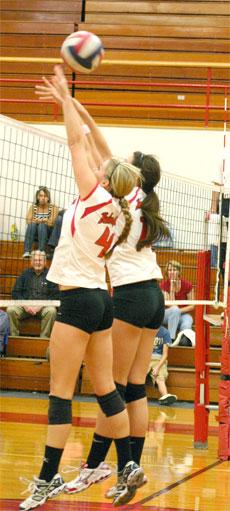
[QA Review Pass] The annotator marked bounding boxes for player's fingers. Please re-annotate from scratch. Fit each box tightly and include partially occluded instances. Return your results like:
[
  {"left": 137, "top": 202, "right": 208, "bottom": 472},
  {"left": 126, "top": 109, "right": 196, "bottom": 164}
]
[
  {"left": 35, "top": 94, "right": 54, "bottom": 101},
  {"left": 35, "top": 86, "right": 50, "bottom": 93},
  {"left": 42, "top": 76, "right": 52, "bottom": 86},
  {"left": 51, "top": 75, "right": 60, "bottom": 88}
]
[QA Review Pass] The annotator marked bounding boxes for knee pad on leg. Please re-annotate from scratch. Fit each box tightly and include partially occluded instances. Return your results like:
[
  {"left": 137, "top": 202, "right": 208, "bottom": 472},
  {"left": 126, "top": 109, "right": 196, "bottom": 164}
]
[
  {"left": 48, "top": 395, "right": 72, "bottom": 424},
  {"left": 96, "top": 389, "right": 125, "bottom": 417},
  {"left": 125, "top": 382, "right": 146, "bottom": 403},
  {"left": 115, "top": 381, "right": 126, "bottom": 402}
]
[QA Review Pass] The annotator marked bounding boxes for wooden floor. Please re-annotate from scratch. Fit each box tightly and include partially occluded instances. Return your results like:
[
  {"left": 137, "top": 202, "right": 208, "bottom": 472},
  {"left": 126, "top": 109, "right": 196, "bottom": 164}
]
[{"left": 0, "top": 393, "right": 229, "bottom": 511}]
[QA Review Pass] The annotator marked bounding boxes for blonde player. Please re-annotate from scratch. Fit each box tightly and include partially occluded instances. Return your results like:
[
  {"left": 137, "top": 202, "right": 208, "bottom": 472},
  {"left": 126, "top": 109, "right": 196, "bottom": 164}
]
[
  {"left": 35, "top": 76, "right": 170, "bottom": 505},
  {"left": 20, "top": 65, "right": 143, "bottom": 511}
]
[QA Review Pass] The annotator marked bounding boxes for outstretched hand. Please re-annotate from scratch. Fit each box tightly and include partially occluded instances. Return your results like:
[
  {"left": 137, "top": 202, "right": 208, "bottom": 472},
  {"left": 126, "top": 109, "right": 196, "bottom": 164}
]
[{"left": 35, "top": 65, "right": 70, "bottom": 105}]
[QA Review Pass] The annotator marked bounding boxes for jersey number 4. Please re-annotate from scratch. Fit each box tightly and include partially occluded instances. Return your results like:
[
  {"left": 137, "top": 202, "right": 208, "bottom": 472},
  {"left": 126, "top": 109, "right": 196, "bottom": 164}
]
[{"left": 95, "top": 227, "right": 115, "bottom": 257}]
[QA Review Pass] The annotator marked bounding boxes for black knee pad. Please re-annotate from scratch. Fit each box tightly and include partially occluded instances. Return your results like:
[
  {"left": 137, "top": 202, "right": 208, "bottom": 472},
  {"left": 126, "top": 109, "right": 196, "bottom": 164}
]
[
  {"left": 125, "top": 382, "right": 146, "bottom": 403},
  {"left": 115, "top": 381, "right": 126, "bottom": 402},
  {"left": 48, "top": 395, "right": 72, "bottom": 424},
  {"left": 96, "top": 389, "right": 125, "bottom": 417}
]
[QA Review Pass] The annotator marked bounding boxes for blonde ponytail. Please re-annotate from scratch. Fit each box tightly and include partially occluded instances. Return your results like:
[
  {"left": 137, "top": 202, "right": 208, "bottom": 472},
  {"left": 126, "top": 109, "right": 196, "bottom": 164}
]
[
  {"left": 104, "top": 157, "right": 140, "bottom": 258},
  {"left": 105, "top": 197, "right": 133, "bottom": 259}
]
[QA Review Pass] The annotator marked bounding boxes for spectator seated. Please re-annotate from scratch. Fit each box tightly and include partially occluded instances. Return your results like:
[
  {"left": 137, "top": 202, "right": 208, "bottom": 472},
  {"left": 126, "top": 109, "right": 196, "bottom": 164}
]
[{"left": 7, "top": 250, "right": 59, "bottom": 338}]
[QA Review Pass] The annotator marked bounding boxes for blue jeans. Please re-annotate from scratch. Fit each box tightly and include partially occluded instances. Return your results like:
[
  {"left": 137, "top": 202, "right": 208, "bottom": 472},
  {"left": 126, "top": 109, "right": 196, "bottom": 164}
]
[
  {"left": 48, "top": 214, "right": 63, "bottom": 248},
  {"left": 162, "top": 306, "right": 193, "bottom": 340},
  {"left": 24, "top": 223, "right": 51, "bottom": 252}
]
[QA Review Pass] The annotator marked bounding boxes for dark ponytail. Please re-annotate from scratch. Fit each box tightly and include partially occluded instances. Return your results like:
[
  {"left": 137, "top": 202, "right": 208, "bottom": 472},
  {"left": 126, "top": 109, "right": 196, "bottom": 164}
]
[{"left": 133, "top": 151, "right": 171, "bottom": 251}]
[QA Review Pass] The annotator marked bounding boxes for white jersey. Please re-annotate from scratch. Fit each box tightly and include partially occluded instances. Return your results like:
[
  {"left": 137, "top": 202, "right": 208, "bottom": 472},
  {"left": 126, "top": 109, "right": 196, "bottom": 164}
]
[
  {"left": 47, "top": 184, "right": 120, "bottom": 289},
  {"left": 107, "top": 187, "right": 163, "bottom": 287}
]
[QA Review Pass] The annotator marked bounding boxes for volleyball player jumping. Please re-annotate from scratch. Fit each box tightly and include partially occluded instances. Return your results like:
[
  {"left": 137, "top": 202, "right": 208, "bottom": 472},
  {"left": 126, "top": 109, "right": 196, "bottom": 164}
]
[
  {"left": 35, "top": 75, "right": 170, "bottom": 506},
  {"left": 20, "top": 65, "right": 143, "bottom": 511}
]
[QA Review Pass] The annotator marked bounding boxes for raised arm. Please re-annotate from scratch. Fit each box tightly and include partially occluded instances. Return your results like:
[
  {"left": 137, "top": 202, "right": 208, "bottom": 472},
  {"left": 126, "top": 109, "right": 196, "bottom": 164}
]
[
  {"left": 51, "top": 66, "right": 97, "bottom": 198},
  {"left": 71, "top": 98, "right": 112, "bottom": 161},
  {"left": 35, "top": 76, "right": 112, "bottom": 163}
]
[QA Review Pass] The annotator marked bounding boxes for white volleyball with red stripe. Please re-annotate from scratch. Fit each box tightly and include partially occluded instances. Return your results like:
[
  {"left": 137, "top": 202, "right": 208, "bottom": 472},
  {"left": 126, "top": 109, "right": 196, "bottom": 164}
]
[{"left": 61, "top": 31, "right": 104, "bottom": 73}]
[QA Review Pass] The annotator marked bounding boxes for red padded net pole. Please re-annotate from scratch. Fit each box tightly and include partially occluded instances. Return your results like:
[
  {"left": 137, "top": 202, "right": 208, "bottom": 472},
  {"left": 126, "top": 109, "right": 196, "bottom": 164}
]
[
  {"left": 194, "top": 251, "right": 211, "bottom": 448},
  {"left": 216, "top": 266, "right": 230, "bottom": 460}
]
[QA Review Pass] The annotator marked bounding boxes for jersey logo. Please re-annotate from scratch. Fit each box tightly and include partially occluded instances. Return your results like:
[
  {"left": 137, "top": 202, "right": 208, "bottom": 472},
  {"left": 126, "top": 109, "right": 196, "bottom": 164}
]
[
  {"left": 98, "top": 212, "right": 116, "bottom": 225},
  {"left": 95, "top": 227, "right": 115, "bottom": 257},
  {"left": 136, "top": 199, "right": 142, "bottom": 210}
]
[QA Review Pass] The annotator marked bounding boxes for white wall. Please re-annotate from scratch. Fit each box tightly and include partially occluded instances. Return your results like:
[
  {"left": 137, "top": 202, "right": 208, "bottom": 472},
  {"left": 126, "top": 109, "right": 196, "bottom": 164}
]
[{"left": 32, "top": 124, "right": 228, "bottom": 185}]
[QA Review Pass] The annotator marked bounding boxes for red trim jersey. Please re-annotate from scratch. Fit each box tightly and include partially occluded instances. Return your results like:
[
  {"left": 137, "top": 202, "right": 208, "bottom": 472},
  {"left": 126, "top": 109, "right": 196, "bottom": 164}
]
[
  {"left": 47, "top": 184, "right": 120, "bottom": 289},
  {"left": 107, "top": 187, "right": 162, "bottom": 287}
]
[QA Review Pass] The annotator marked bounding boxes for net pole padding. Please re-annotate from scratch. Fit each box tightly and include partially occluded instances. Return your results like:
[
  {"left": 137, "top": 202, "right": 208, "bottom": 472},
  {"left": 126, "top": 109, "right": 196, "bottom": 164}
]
[
  {"left": 216, "top": 275, "right": 230, "bottom": 461},
  {"left": 223, "top": 207, "right": 230, "bottom": 309},
  {"left": 194, "top": 251, "right": 211, "bottom": 449},
  {"left": 217, "top": 100, "right": 229, "bottom": 460}
]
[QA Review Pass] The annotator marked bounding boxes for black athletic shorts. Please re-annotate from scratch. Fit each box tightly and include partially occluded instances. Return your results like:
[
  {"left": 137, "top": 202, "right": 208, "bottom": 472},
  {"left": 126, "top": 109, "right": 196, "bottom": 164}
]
[
  {"left": 113, "top": 279, "right": 165, "bottom": 329},
  {"left": 56, "top": 287, "right": 113, "bottom": 334}
]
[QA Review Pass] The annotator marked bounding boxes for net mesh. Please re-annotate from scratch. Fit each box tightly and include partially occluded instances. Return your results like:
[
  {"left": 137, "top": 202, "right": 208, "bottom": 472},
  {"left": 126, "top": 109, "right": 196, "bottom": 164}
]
[{"left": 0, "top": 114, "right": 229, "bottom": 307}]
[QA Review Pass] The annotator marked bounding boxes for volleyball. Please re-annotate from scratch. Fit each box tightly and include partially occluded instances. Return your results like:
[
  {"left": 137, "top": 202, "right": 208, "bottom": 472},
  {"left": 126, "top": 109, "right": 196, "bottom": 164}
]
[{"left": 61, "top": 31, "right": 104, "bottom": 73}]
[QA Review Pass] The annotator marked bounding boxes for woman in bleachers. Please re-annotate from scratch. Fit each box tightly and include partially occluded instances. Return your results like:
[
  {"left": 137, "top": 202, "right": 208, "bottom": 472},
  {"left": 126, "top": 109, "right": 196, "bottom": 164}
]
[
  {"left": 23, "top": 186, "right": 58, "bottom": 258},
  {"left": 161, "top": 260, "right": 194, "bottom": 340}
]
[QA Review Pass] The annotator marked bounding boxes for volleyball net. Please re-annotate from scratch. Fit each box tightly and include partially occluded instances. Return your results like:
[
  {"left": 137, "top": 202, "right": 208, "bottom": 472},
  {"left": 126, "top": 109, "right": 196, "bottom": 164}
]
[{"left": 0, "top": 113, "right": 229, "bottom": 309}]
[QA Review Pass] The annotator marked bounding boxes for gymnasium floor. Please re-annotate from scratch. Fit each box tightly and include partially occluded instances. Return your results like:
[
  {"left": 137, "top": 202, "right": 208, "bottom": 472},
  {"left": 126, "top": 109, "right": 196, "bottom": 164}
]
[{"left": 0, "top": 392, "right": 229, "bottom": 511}]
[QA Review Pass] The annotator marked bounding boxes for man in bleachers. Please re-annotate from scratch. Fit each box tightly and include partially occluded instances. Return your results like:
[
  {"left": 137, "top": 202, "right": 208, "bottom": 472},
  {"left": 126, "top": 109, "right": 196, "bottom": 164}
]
[{"left": 7, "top": 250, "right": 59, "bottom": 338}]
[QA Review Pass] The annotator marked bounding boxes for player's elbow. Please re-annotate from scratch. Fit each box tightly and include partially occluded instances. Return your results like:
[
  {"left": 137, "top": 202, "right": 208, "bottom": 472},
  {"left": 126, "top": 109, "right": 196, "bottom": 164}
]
[{"left": 69, "top": 135, "right": 83, "bottom": 153}]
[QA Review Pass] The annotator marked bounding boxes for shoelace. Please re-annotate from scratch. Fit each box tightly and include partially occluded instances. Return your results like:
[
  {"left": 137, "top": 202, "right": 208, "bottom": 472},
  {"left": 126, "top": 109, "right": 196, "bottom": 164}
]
[
  {"left": 61, "top": 462, "right": 117, "bottom": 476},
  {"left": 62, "top": 464, "right": 96, "bottom": 485},
  {"left": 61, "top": 464, "right": 81, "bottom": 474},
  {"left": 19, "top": 476, "right": 46, "bottom": 496}
]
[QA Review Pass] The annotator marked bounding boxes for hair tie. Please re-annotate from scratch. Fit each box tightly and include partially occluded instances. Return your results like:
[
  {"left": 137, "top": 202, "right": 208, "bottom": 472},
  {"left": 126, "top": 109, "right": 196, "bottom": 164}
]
[{"left": 139, "top": 153, "right": 145, "bottom": 164}]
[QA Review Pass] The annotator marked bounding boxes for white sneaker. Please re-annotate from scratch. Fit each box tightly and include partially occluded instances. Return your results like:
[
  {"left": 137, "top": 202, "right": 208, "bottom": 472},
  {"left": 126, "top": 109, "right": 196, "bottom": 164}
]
[
  {"left": 65, "top": 461, "right": 112, "bottom": 494},
  {"left": 113, "top": 461, "right": 145, "bottom": 507},
  {"left": 159, "top": 394, "right": 177, "bottom": 406},
  {"left": 22, "top": 252, "right": 31, "bottom": 259},
  {"left": 105, "top": 473, "right": 147, "bottom": 498},
  {"left": 19, "top": 473, "right": 66, "bottom": 510}
]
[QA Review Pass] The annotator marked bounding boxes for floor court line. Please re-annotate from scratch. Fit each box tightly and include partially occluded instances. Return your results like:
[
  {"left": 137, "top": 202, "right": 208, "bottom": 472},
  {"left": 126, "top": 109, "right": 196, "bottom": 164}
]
[
  {"left": 0, "top": 500, "right": 194, "bottom": 511},
  {"left": 0, "top": 412, "right": 218, "bottom": 436},
  {"left": 129, "top": 459, "right": 224, "bottom": 509}
]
